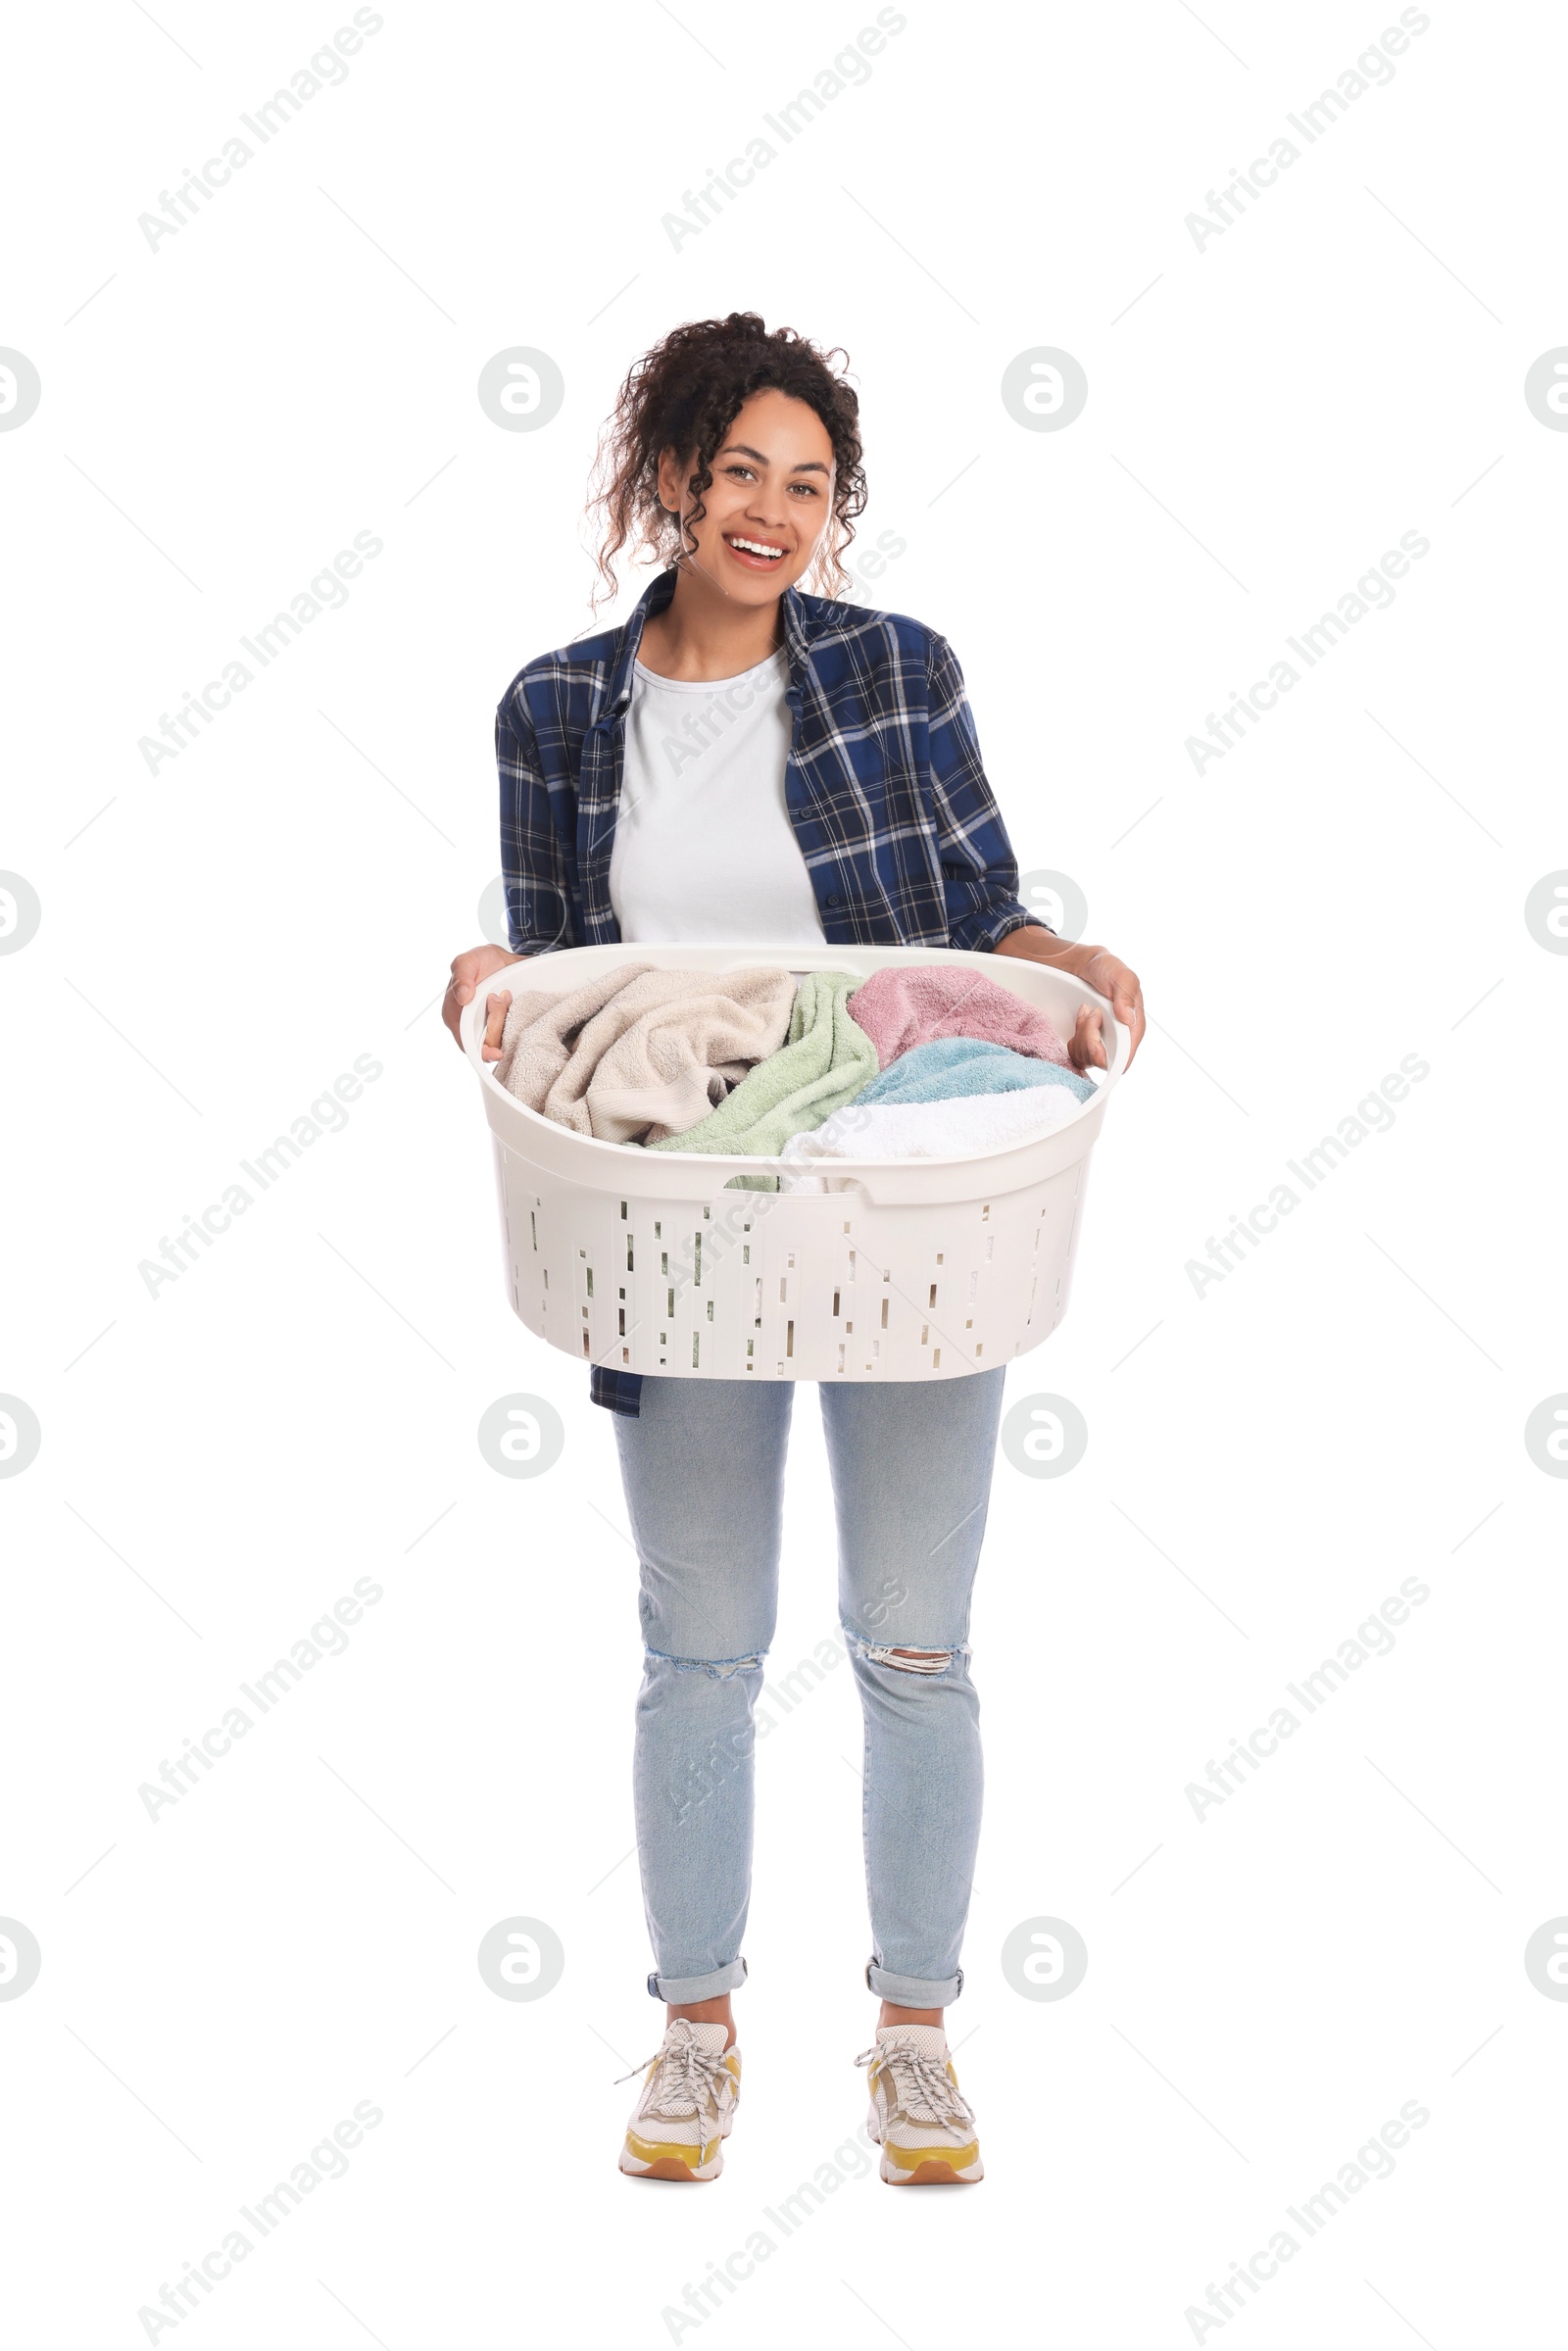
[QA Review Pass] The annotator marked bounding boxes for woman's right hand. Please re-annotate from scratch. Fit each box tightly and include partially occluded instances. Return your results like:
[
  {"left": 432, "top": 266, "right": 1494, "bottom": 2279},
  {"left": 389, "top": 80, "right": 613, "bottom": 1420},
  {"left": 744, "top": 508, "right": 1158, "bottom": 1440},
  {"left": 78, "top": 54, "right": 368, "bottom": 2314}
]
[{"left": 444, "top": 943, "right": 527, "bottom": 1057}]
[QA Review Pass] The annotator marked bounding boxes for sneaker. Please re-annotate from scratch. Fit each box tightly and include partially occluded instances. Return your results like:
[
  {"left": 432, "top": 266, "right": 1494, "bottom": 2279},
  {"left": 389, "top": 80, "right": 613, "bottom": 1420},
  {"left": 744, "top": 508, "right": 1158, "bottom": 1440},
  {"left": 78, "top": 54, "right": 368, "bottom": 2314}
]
[
  {"left": 618, "top": 2019, "right": 741, "bottom": 2181},
  {"left": 857, "top": 2025, "right": 983, "bottom": 2184}
]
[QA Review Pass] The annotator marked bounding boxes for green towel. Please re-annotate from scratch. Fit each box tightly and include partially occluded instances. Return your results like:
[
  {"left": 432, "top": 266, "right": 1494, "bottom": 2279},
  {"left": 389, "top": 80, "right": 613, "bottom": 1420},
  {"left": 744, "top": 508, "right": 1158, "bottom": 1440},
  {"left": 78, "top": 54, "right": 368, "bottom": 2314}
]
[{"left": 649, "top": 970, "right": 878, "bottom": 1184}]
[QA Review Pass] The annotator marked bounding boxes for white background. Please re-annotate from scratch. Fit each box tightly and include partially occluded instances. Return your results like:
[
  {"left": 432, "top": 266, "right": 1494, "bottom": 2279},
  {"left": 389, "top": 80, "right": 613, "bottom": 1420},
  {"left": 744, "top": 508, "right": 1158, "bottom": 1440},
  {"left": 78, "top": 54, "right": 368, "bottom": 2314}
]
[{"left": 3, "top": 0, "right": 1565, "bottom": 2342}]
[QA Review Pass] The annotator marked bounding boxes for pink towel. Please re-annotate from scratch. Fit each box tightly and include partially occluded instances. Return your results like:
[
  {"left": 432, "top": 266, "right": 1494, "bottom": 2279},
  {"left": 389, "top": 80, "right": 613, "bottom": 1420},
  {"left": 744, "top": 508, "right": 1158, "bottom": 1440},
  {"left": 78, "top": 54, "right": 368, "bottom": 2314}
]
[{"left": 847, "top": 963, "right": 1070, "bottom": 1071}]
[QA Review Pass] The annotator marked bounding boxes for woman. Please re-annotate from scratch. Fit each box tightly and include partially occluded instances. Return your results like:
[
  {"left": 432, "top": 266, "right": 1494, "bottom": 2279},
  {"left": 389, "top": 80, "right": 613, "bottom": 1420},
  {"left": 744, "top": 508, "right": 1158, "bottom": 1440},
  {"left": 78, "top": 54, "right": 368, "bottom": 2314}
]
[{"left": 446, "top": 314, "right": 1145, "bottom": 2185}]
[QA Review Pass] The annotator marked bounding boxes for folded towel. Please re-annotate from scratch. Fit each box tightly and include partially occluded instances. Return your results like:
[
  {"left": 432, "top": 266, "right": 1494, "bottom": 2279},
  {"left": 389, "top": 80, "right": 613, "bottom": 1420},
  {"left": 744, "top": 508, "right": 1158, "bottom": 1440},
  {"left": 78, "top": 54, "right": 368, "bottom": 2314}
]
[
  {"left": 496, "top": 962, "right": 796, "bottom": 1143},
  {"left": 778, "top": 1082, "right": 1088, "bottom": 1192},
  {"left": 855, "top": 1036, "right": 1096, "bottom": 1108},
  {"left": 650, "top": 969, "right": 878, "bottom": 1164},
  {"left": 847, "top": 962, "right": 1070, "bottom": 1070}
]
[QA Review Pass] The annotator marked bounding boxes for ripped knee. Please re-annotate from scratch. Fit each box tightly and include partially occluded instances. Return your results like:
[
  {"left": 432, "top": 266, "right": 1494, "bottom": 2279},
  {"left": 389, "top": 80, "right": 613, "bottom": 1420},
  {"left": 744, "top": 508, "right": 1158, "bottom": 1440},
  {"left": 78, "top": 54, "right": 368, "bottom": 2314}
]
[
  {"left": 645, "top": 1646, "right": 767, "bottom": 1681},
  {"left": 850, "top": 1639, "right": 963, "bottom": 1677}
]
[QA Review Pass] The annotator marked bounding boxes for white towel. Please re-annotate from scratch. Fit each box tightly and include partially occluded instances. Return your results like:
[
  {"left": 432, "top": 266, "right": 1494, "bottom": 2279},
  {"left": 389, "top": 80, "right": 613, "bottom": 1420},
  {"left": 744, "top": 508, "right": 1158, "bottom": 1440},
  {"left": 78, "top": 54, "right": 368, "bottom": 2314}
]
[{"left": 777, "top": 1083, "right": 1089, "bottom": 1193}]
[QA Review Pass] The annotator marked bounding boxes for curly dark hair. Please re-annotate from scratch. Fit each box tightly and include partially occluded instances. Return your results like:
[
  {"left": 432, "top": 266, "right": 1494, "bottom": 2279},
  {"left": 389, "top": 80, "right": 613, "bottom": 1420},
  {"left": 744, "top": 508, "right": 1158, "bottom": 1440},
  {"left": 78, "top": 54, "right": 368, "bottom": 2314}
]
[{"left": 587, "top": 312, "right": 867, "bottom": 609}]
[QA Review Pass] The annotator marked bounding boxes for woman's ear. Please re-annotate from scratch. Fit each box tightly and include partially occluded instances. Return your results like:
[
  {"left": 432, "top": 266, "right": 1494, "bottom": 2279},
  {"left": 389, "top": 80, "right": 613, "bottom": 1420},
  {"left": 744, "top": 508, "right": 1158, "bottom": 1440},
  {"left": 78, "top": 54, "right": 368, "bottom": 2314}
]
[{"left": 655, "top": 446, "right": 686, "bottom": 515}]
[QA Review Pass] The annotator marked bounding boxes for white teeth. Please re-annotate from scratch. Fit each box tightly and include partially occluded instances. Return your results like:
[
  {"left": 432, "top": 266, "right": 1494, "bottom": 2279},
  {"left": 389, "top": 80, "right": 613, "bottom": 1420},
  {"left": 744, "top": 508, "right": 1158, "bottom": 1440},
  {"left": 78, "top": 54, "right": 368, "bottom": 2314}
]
[{"left": 729, "top": 536, "right": 783, "bottom": 558}]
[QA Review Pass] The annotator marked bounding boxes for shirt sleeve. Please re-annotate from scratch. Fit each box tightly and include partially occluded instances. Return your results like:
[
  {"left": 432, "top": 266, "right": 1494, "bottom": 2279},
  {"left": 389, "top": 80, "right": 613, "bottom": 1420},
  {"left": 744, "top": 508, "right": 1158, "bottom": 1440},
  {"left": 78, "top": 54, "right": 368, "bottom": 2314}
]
[
  {"left": 498, "top": 685, "right": 579, "bottom": 955},
  {"left": 924, "top": 632, "right": 1054, "bottom": 952}
]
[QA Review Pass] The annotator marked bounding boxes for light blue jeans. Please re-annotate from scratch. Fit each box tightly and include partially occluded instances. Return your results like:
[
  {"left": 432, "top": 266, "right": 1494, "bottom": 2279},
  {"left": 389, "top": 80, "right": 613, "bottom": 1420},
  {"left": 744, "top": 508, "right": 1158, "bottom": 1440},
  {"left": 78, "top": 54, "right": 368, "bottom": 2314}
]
[{"left": 613, "top": 1369, "right": 1005, "bottom": 2007}]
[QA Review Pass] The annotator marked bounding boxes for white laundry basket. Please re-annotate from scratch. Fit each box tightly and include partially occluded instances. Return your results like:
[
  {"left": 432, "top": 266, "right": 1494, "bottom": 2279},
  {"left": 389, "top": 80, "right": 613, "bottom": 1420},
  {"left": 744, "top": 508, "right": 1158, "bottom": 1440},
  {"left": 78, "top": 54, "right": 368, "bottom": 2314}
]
[{"left": 463, "top": 944, "right": 1128, "bottom": 1384}]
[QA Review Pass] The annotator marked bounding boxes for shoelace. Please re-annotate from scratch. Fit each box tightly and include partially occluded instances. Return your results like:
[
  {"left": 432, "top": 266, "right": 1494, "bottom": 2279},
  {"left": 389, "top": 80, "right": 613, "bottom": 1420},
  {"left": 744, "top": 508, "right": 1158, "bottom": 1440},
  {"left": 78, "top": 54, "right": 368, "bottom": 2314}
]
[
  {"left": 856, "top": 2037, "right": 976, "bottom": 2134},
  {"left": 616, "top": 2025, "right": 733, "bottom": 2127}
]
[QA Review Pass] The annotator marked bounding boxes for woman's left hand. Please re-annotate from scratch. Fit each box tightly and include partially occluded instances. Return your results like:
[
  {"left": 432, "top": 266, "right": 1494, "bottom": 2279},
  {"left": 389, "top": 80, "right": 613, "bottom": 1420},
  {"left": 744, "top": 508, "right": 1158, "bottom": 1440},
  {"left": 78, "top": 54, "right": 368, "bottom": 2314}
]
[{"left": 993, "top": 928, "right": 1146, "bottom": 1071}]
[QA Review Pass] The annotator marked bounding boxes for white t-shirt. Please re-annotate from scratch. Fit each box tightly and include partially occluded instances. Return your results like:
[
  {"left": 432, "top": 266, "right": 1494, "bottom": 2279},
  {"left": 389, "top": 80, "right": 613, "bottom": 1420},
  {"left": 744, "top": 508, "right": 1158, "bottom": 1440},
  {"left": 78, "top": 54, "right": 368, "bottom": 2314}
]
[{"left": 608, "top": 650, "right": 827, "bottom": 945}]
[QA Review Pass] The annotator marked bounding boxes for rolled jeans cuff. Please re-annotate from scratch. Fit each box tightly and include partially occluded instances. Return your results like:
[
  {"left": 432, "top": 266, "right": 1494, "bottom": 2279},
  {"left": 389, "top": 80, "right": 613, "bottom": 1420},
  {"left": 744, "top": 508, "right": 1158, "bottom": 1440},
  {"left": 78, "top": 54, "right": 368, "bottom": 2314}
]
[
  {"left": 648, "top": 1957, "right": 748, "bottom": 2002},
  {"left": 866, "top": 1960, "right": 963, "bottom": 2006}
]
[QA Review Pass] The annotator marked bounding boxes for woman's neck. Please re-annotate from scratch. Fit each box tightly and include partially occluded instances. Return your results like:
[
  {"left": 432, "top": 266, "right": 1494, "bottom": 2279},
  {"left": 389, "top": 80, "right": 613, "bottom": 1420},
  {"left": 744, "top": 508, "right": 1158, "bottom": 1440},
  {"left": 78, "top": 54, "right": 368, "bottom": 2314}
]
[{"left": 637, "top": 564, "right": 784, "bottom": 681}]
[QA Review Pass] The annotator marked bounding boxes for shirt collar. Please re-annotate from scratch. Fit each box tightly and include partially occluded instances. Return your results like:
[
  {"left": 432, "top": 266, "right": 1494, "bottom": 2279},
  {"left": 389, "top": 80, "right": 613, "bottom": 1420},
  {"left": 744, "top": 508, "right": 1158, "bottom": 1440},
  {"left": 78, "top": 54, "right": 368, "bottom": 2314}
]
[{"left": 597, "top": 567, "right": 826, "bottom": 719}]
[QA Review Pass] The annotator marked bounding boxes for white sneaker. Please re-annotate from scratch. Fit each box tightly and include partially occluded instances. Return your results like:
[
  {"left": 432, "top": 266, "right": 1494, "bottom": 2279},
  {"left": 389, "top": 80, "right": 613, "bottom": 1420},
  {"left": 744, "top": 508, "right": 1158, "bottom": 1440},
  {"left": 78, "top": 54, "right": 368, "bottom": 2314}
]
[
  {"left": 618, "top": 2020, "right": 742, "bottom": 2181},
  {"left": 858, "top": 2025, "right": 983, "bottom": 2184}
]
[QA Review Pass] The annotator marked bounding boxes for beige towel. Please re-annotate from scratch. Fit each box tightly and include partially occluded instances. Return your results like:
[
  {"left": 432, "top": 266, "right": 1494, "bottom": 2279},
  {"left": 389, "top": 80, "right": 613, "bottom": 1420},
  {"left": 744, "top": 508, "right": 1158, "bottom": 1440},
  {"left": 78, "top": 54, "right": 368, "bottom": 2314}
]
[{"left": 496, "top": 962, "right": 797, "bottom": 1143}]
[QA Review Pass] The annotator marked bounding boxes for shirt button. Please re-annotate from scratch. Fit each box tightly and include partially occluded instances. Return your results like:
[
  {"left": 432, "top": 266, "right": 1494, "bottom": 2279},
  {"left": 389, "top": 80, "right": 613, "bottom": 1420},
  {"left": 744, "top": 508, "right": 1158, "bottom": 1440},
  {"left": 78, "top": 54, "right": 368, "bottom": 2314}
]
[{"left": 824, "top": 894, "right": 841, "bottom": 907}]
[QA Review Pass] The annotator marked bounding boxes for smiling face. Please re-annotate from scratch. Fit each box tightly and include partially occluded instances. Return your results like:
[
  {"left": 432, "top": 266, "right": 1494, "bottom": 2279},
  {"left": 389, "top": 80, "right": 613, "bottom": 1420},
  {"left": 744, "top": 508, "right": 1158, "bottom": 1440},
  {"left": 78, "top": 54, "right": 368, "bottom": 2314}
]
[{"left": 657, "top": 387, "right": 836, "bottom": 606}]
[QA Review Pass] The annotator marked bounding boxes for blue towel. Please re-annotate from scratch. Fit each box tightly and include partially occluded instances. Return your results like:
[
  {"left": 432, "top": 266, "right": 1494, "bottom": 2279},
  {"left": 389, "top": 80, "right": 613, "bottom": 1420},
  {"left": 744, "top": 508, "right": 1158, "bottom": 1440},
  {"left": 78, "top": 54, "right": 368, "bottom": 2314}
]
[{"left": 855, "top": 1037, "right": 1096, "bottom": 1108}]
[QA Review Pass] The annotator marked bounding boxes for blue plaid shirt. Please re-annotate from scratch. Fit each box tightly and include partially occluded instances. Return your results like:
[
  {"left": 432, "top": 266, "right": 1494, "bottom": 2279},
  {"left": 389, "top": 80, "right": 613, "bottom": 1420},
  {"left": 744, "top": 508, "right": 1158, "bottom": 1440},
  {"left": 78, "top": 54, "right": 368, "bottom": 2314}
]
[{"left": 496, "top": 565, "right": 1045, "bottom": 1415}]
